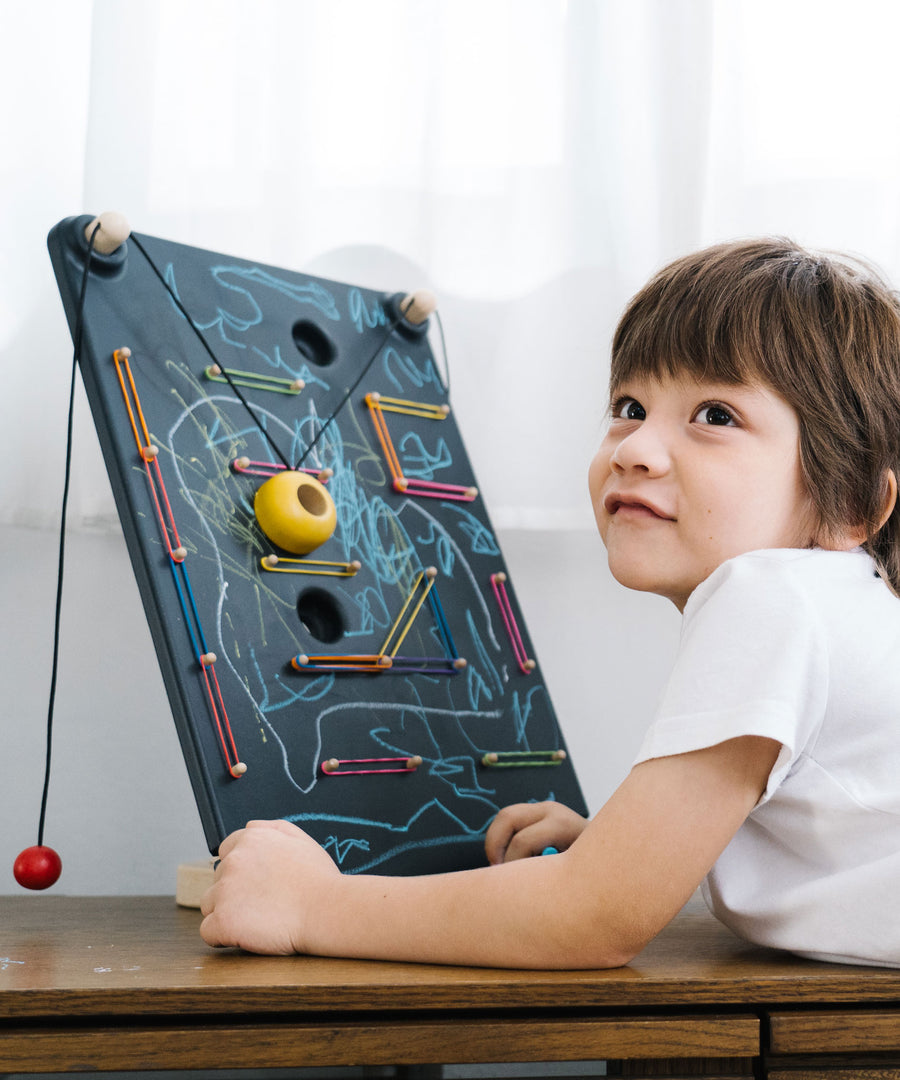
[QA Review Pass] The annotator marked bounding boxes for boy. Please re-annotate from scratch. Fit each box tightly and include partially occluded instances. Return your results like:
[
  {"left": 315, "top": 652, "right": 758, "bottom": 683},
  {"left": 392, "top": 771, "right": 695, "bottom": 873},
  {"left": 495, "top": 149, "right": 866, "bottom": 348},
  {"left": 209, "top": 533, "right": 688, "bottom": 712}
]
[{"left": 201, "top": 239, "right": 900, "bottom": 968}]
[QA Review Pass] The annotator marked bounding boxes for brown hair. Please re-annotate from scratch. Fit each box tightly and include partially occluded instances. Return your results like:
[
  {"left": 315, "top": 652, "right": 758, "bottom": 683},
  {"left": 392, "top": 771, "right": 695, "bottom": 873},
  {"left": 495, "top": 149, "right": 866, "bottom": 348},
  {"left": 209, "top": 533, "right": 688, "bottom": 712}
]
[{"left": 610, "top": 237, "right": 900, "bottom": 592}]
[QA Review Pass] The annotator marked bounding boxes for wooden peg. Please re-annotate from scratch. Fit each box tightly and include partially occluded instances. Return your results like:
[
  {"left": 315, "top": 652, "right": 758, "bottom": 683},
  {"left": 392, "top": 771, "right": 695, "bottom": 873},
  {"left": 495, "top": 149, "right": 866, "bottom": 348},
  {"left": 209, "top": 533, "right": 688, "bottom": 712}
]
[
  {"left": 85, "top": 211, "right": 131, "bottom": 255},
  {"left": 175, "top": 858, "right": 217, "bottom": 908},
  {"left": 399, "top": 289, "right": 437, "bottom": 325}
]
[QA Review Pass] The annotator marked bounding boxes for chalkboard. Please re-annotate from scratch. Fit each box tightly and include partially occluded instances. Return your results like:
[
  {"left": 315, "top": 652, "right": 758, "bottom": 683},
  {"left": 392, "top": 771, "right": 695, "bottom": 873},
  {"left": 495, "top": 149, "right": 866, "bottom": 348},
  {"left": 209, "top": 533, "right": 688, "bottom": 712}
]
[{"left": 47, "top": 215, "right": 587, "bottom": 875}]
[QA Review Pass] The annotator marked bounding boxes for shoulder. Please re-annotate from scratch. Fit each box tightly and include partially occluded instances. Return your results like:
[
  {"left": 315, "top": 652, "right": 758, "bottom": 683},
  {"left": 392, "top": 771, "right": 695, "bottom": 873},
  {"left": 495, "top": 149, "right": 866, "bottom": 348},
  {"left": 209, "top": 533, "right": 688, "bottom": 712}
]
[
  {"left": 676, "top": 548, "right": 885, "bottom": 677},
  {"left": 685, "top": 548, "right": 877, "bottom": 623},
  {"left": 641, "top": 552, "right": 845, "bottom": 771}
]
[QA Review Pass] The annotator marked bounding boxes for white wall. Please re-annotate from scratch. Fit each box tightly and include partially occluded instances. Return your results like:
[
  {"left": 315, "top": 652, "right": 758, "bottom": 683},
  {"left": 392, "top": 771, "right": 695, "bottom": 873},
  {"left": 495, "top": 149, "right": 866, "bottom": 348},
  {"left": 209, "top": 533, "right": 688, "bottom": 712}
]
[{"left": 1, "top": 516, "right": 679, "bottom": 896}]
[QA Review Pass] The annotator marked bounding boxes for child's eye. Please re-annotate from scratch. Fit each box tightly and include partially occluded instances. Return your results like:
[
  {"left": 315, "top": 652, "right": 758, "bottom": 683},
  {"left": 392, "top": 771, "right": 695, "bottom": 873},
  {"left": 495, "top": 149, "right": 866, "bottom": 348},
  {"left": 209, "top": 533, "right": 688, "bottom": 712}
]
[
  {"left": 612, "top": 397, "right": 646, "bottom": 421},
  {"left": 694, "top": 404, "right": 736, "bottom": 426}
]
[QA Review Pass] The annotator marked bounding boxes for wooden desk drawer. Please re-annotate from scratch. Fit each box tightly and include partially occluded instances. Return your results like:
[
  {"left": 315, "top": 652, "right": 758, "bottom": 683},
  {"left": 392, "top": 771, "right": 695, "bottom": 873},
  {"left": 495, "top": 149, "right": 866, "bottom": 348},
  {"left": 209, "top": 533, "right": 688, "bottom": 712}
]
[
  {"left": 0, "top": 1014, "right": 760, "bottom": 1072},
  {"left": 769, "top": 1010, "right": 900, "bottom": 1054}
]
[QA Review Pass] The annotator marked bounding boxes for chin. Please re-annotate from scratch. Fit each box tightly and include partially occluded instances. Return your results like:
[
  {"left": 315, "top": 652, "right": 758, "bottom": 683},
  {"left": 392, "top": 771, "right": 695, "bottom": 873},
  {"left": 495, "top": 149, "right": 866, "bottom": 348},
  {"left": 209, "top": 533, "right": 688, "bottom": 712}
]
[
  {"left": 608, "top": 562, "right": 665, "bottom": 596},
  {"left": 605, "top": 559, "right": 689, "bottom": 608}
]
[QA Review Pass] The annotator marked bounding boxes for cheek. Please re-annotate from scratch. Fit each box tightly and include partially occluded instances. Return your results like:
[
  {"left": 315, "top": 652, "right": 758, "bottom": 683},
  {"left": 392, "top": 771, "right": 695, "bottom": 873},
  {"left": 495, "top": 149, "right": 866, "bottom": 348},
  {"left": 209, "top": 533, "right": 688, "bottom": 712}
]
[
  {"left": 587, "top": 448, "right": 613, "bottom": 538},
  {"left": 587, "top": 449, "right": 609, "bottom": 505}
]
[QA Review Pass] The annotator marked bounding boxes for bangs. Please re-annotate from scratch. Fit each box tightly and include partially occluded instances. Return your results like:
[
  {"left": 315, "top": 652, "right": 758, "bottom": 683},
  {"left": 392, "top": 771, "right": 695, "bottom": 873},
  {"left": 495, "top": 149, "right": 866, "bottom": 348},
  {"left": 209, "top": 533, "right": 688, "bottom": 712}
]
[
  {"left": 610, "top": 298, "right": 766, "bottom": 390},
  {"left": 609, "top": 239, "right": 809, "bottom": 393}
]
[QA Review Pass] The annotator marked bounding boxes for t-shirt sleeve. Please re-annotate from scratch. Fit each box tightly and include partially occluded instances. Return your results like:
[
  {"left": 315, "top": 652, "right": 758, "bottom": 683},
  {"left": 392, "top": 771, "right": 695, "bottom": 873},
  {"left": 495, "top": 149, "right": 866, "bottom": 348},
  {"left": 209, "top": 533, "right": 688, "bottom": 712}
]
[{"left": 633, "top": 553, "right": 829, "bottom": 803}]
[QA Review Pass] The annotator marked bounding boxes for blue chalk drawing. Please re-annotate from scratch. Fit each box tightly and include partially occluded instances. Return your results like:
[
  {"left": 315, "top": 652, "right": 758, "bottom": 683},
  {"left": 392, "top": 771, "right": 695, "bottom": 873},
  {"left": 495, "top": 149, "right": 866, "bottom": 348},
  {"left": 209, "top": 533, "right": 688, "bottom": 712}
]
[
  {"left": 148, "top": 262, "right": 567, "bottom": 872},
  {"left": 349, "top": 288, "right": 388, "bottom": 333},
  {"left": 164, "top": 263, "right": 342, "bottom": 348}
]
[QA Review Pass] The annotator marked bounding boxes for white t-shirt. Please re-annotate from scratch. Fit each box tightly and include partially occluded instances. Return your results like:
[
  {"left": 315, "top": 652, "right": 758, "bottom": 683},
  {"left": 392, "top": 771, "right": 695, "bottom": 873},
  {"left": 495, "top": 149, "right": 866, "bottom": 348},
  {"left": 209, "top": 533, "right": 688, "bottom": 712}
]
[{"left": 634, "top": 547, "right": 900, "bottom": 967}]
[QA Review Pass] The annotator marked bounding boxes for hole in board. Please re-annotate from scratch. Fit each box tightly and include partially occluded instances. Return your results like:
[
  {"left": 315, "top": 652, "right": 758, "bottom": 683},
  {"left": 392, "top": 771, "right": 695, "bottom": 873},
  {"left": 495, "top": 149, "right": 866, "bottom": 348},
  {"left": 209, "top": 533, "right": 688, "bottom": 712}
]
[
  {"left": 292, "top": 320, "right": 337, "bottom": 367},
  {"left": 297, "top": 481, "right": 329, "bottom": 517},
  {"left": 297, "top": 587, "right": 346, "bottom": 644}
]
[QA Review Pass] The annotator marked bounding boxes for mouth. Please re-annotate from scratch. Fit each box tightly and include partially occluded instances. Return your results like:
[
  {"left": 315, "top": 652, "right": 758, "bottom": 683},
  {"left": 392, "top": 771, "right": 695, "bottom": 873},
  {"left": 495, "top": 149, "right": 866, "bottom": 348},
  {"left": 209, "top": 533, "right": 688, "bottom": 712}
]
[{"left": 603, "top": 493, "right": 675, "bottom": 521}]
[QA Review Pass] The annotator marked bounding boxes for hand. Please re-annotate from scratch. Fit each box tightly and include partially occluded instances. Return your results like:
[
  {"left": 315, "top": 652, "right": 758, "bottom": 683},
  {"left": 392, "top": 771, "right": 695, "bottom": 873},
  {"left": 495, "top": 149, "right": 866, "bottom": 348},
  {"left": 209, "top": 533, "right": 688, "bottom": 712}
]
[
  {"left": 485, "top": 801, "right": 589, "bottom": 864},
  {"left": 199, "top": 819, "right": 339, "bottom": 954}
]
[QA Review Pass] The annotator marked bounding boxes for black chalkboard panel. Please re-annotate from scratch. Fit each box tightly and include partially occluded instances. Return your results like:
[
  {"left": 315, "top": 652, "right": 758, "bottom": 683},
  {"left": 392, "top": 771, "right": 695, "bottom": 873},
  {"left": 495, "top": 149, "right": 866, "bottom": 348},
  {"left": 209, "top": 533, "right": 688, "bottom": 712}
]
[{"left": 47, "top": 215, "right": 587, "bottom": 875}]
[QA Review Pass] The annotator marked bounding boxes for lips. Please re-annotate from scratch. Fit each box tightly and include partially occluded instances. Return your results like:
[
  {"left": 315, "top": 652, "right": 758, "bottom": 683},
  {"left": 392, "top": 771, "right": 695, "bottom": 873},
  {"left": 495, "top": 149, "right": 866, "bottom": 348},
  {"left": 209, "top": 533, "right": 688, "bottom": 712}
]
[{"left": 603, "top": 493, "right": 675, "bottom": 521}]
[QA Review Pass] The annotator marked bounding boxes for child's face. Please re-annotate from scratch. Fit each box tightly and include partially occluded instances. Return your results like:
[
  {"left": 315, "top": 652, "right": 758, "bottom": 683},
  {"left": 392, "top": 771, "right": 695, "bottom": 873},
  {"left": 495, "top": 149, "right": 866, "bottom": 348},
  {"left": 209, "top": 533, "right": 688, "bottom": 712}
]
[{"left": 589, "top": 374, "right": 824, "bottom": 611}]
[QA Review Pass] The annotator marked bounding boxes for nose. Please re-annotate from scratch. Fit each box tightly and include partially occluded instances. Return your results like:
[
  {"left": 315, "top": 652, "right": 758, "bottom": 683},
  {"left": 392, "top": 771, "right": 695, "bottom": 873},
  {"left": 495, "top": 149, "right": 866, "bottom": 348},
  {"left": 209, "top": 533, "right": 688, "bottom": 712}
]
[{"left": 609, "top": 421, "right": 671, "bottom": 476}]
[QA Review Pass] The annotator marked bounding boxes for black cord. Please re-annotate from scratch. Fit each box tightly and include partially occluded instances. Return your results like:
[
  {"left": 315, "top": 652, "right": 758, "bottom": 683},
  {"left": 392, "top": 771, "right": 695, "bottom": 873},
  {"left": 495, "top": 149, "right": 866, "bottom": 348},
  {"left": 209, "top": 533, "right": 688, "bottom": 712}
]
[
  {"left": 38, "top": 221, "right": 101, "bottom": 846},
  {"left": 294, "top": 312, "right": 404, "bottom": 470},
  {"left": 433, "top": 308, "right": 451, "bottom": 397},
  {"left": 129, "top": 232, "right": 450, "bottom": 474},
  {"left": 128, "top": 232, "right": 292, "bottom": 470}
]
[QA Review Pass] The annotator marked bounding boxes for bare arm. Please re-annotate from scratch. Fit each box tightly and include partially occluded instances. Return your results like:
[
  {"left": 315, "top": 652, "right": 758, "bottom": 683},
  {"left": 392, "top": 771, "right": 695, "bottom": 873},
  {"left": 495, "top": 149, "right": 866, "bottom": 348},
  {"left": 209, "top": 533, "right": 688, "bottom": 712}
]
[{"left": 200, "top": 735, "right": 779, "bottom": 968}]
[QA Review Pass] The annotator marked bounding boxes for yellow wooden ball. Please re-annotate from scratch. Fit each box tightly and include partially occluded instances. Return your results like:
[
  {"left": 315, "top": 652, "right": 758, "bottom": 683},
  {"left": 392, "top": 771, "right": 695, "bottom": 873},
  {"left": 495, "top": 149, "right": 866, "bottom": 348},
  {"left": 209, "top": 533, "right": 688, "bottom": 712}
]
[{"left": 253, "top": 471, "right": 337, "bottom": 555}]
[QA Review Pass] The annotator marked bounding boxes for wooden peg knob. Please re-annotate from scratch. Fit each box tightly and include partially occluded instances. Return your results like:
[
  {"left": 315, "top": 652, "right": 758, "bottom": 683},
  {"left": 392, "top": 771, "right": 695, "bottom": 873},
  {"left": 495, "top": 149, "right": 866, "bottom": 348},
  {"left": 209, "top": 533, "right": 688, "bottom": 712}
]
[
  {"left": 399, "top": 289, "right": 437, "bottom": 325},
  {"left": 85, "top": 211, "right": 131, "bottom": 255}
]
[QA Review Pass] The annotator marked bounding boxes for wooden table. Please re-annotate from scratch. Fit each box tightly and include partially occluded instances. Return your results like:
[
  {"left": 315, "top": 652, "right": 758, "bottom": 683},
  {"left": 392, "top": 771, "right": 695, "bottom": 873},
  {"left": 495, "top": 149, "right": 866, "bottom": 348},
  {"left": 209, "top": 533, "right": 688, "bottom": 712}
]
[{"left": 2, "top": 895, "right": 900, "bottom": 1079}]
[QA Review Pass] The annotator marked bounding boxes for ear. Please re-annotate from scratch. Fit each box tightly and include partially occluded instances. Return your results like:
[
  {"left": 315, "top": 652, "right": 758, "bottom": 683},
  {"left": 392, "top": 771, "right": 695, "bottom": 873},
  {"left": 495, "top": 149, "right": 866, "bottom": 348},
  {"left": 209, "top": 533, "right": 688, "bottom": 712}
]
[
  {"left": 816, "top": 470, "right": 897, "bottom": 552},
  {"left": 877, "top": 469, "right": 898, "bottom": 531}
]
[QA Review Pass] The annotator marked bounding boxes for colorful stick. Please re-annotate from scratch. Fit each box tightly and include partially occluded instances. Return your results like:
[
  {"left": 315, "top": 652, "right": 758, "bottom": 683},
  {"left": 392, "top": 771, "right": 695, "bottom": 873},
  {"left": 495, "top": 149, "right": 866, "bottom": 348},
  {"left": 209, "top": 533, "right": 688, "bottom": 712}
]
[
  {"left": 113, "top": 347, "right": 245, "bottom": 779},
  {"left": 320, "top": 755, "right": 423, "bottom": 776},
  {"left": 232, "top": 457, "right": 333, "bottom": 483},
  {"left": 365, "top": 392, "right": 478, "bottom": 502},
  {"left": 291, "top": 569, "right": 465, "bottom": 675},
  {"left": 113, "top": 348, "right": 186, "bottom": 562},
  {"left": 481, "top": 750, "right": 567, "bottom": 768},
  {"left": 205, "top": 364, "right": 304, "bottom": 395},
  {"left": 490, "top": 572, "right": 536, "bottom": 674},
  {"left": 369, "top": 393, "right": 450, "bottom": 420},
  {"left": 379, "top": 568, "right": 437, "bottom": 658},
  {"left": 261, "top": 554, "right": 361, "bottom": 577},
  {"left": 294, "top": 654, "right": 465, "bottom": 675}
]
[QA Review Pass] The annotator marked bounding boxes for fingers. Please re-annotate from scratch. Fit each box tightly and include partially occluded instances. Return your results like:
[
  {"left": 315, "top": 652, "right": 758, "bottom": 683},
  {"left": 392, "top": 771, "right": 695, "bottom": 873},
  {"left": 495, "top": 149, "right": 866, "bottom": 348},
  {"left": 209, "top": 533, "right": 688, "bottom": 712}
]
[
  {"left": 216, "top": 820, "right": 305, "bottom": 863},
  {"left": 199, "top": 911, "right": 222, "bottom": 945},
  {"left": 201, "top": 823, "right": 281, "bottom": 926},
  {"left": 216, "top": 827, "right": 246, "bottom": 860},
  {"left": 485, "top": 802, "right": 589, "bottom": 864},
  {"left": 485, "top": 802, "right": 557, "bottom": 864},
  {"left": 504, "top": 824, "right": 560, "bottom": 862},
  {"left": 198, "top": 908, "right": 238, "bottom": 950},
  {"left": 245, "top": 818, "right": 303, "bottom": 836}
]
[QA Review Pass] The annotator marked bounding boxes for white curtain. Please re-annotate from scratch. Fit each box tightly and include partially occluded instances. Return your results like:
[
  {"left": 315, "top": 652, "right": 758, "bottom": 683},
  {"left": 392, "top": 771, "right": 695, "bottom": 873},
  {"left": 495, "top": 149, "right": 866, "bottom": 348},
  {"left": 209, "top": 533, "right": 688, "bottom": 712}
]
[{"left": 4, "top": 0, "right": 900, "bottom": 531}]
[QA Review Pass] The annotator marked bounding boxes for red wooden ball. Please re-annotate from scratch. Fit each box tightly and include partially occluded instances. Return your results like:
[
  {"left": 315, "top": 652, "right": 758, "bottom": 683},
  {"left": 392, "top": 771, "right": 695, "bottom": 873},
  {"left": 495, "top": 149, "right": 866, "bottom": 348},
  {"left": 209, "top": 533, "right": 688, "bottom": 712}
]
[{"left": 13, "top": 846, "right": 62, "bottom": 890}]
